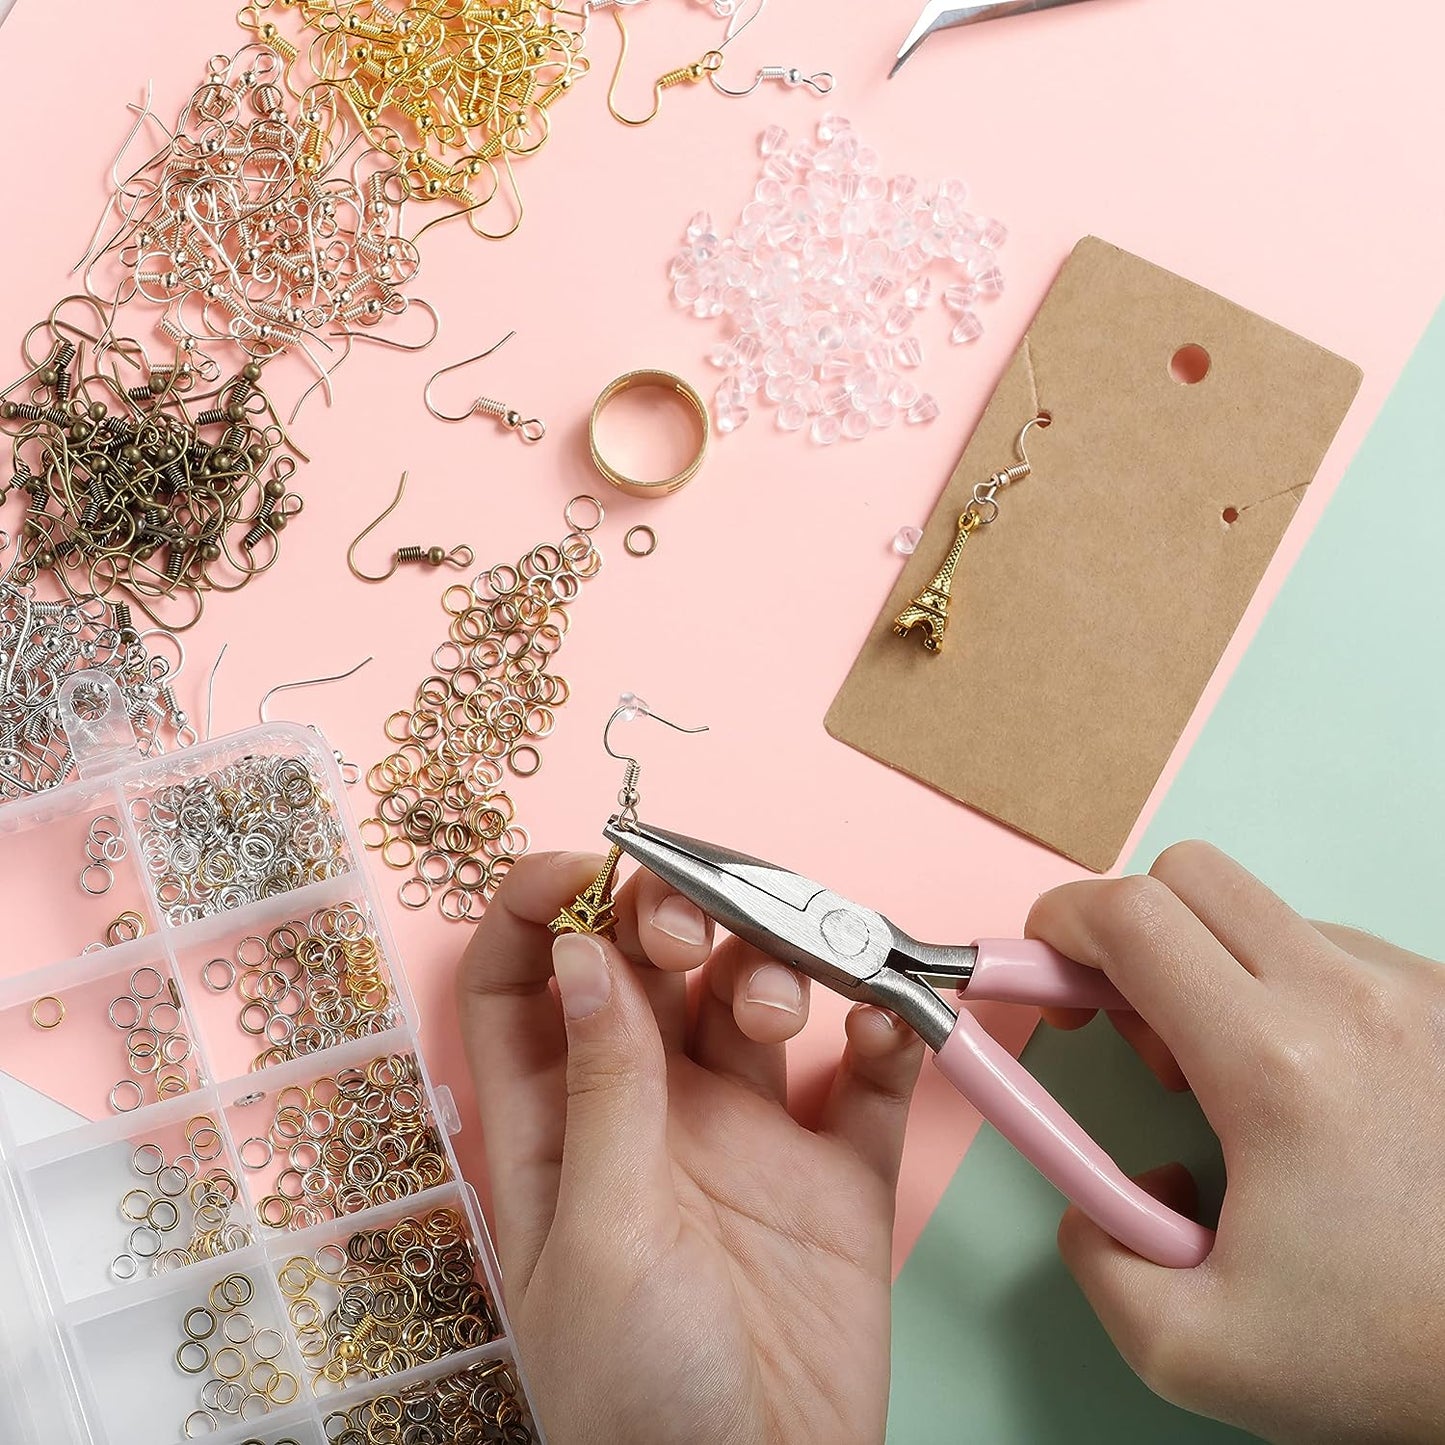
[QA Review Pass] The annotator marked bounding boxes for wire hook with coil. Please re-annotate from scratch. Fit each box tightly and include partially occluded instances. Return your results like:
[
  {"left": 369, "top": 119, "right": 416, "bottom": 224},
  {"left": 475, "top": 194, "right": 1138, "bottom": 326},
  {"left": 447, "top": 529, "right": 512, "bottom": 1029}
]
[
  {"left": 604, "top": 694, "right": 709, "bottom": 829},
  {"left": 711, "top": 65, "right": 834, "bottom": 97},
  {"left": 423, "top": 330, "right": 546, "bottom": 440},
  {"left": 347, "top": 472, "right": 475, "bottom": 582}
]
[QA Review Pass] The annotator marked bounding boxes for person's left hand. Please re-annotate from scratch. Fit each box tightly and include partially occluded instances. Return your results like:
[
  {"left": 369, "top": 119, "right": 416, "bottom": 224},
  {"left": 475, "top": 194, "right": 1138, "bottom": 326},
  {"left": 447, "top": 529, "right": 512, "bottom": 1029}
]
[{"left": 458, "top": 851, "right": 925, "bottom": 1445}]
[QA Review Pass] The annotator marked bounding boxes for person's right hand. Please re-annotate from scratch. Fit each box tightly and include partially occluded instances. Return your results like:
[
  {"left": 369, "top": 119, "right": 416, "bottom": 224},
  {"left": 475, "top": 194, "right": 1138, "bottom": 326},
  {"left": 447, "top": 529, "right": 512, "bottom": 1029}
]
[{"left": 1029, "top": 841, "right": 1445, "bottom": 1445}]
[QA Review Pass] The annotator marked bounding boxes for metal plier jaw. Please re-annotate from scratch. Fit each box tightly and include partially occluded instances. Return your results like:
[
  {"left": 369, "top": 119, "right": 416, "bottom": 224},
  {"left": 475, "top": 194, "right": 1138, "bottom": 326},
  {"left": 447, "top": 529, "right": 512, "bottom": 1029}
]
[{"left": 602, "top": 818, "right": 968, "bottom": 1049}]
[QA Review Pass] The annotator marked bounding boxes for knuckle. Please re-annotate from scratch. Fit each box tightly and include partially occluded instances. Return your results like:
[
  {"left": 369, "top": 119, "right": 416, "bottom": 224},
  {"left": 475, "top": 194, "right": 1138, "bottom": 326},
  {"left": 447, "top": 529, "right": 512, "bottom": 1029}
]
[
  {"left": 1097, "top": 873, "right": 1176, "bottom": 942},
  {"left": 566, "top": 1048, "right": 640, "bottom": 1106},
  {"left": 1333, "top": 965, "right": 1412, "bottom": 1052},
  {"left": 1247, "top": 1020, "right": 1336, "bottom": 1125},
  {"left": 1125, "top": 1315, "right": 1219, "bottom": 1408}
]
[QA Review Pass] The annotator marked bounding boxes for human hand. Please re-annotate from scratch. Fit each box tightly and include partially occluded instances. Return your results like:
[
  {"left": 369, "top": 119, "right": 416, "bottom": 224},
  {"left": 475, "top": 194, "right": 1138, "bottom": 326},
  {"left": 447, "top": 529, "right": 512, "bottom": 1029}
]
[
  {"left": 1029, "top": 841, "right": 1445, "bottom": 1445},
  {"left": 458, "top": 852, "right": 925, "bottom": 1445}
]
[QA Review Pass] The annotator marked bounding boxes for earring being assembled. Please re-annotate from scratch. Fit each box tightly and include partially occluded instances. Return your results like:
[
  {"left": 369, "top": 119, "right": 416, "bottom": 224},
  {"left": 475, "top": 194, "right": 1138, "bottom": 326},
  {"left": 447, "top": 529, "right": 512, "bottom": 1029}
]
[
  {"left": 550, "top": 696, "right": 708, "bottom": 941},
  {"left": 893, "top": 414, "right": 1051, "bottom": 654}
]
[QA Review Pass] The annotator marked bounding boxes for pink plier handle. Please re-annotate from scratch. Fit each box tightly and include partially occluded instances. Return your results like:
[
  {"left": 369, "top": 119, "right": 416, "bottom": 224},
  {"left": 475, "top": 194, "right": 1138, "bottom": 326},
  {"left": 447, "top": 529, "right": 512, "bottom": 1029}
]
[{"left": 934, "top": 939, "right": 1215, "bottom": 1269}]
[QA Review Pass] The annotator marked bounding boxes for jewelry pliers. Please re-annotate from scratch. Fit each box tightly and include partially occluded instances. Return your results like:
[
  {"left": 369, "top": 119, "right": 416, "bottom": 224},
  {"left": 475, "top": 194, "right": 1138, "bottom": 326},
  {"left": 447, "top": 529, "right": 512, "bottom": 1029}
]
[{"left": 604, "top": 817, "right": 1214, "bottom": 1269}]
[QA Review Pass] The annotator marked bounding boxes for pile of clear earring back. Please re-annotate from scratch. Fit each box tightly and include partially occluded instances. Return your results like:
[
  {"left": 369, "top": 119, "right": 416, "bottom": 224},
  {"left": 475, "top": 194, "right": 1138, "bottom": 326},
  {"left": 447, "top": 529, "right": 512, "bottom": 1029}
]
[
  {"left": 670, "top": 114, "right": 1008, "bottom": 441},
  {"left": 364, "top": 511, "right": 603, "bottom": 922},
  {"left": 243, "top": 0, "right": 589, "bottom": 239}
]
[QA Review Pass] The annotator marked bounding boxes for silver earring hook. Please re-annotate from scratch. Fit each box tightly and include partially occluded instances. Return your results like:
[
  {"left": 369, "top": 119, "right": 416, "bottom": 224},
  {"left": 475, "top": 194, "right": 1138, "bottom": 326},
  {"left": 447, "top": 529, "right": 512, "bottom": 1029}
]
[
  {"left": 1016, "top": 411, "right": 1051, "bottom": 470},
  {"left": 422, "top": 331, "right": 546, "bottom": 440},
  {"left": 260, "top": 656, "right": 374, "bottom": 785},
  {"left": 259, "top": 656, "right": 374, "bottom": 725},
  {"left": 711, "top": 65, "right": 835, "bottom": 97},
  {"left": 604, "top": 694, "right": 708, "bottom": 829},
  {"left": 331, "top": 297, "right": 440, "bottom": 352},
  {"left": 205, "top": 643, "right": 227, "bottom": 742}
]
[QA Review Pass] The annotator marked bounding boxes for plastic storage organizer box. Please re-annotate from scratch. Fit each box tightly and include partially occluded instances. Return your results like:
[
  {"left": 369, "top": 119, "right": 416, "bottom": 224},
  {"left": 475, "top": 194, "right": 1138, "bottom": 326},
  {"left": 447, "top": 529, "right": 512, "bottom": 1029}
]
[{"left": 0, "top": 672, "right": 538, "bottom": 1445}]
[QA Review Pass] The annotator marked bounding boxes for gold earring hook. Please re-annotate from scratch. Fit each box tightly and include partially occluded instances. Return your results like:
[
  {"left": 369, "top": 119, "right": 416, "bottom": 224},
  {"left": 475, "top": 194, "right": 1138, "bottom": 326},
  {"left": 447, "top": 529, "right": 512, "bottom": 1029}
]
[{"left": 607, "top": 9, "right": 724, "bottom": 126}]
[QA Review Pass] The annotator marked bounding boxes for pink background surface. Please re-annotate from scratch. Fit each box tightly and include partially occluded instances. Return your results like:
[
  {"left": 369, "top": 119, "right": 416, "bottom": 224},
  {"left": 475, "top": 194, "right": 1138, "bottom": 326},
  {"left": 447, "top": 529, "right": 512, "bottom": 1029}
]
[{"left": 1, "top": 0, "right": 1442, "bottom": 1274}]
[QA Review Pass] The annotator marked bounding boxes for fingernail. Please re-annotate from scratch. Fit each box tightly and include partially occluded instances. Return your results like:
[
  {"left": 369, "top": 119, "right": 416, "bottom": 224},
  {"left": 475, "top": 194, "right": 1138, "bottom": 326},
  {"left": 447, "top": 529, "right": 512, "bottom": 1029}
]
[
  {"left": 651, "top": 894, "right": 707, "bottom": 945},
  {"left": 744, "top": 964, "right": 802, "bottom": 1014},
  {"left": 551, "top": 851, "right": 605, "bottom": 873},
  {"left": 552, "top": 934, "right": 612, "bottom": 1020}
]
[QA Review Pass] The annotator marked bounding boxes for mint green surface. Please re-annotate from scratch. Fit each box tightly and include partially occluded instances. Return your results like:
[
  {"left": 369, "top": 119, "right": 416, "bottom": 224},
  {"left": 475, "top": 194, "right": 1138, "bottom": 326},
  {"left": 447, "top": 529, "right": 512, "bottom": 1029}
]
[{"left": 888, "top": 301, "right": 1445, "bottom": 1443}]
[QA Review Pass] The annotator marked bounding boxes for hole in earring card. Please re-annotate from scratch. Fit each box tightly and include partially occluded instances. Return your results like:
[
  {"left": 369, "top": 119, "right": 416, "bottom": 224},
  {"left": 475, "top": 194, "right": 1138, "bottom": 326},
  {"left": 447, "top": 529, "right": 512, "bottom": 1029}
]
[{"left": 1170, "top": 344, "right": 1211, "bottom": 385}]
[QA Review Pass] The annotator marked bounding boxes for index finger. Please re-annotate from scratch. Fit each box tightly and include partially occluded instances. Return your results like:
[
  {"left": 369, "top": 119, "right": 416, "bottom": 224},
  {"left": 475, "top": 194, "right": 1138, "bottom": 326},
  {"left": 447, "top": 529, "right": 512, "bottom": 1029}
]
[{"left": 1026, "top": 871, "right": 1269, "bottom": 1096}]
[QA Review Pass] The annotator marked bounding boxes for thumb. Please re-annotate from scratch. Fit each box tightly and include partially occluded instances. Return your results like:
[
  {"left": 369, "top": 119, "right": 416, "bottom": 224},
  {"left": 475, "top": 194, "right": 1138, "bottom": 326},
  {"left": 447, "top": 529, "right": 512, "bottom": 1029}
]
[
  {"left": 551, "top": 932, "right": 671, "bottom": 1227},
  {"left": 1058, "top": 1164, "right": 1208, "bottom": 1400}
]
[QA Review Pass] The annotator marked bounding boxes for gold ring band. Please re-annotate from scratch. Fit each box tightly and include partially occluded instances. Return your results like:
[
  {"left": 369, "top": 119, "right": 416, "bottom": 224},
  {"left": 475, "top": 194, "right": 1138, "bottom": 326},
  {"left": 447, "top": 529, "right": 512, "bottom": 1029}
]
[{"left": 588, "top": 369, "right": 710, "bottom": 498}]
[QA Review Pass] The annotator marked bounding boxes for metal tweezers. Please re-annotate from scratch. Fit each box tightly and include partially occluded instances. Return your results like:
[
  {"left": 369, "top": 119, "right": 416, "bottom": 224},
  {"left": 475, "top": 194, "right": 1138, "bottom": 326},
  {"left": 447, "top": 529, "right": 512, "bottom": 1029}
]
[{"left": 892, "top": 0, "right": 1105, "bottom": 78}]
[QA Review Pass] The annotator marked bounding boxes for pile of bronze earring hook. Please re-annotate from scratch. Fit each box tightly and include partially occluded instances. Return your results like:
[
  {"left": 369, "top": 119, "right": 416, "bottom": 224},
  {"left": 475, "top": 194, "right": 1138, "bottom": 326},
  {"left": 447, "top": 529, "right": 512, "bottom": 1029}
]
[
  {"left": 0, "top": 297, "right": 303, "bottom": 632},
  {"left": 241, "top": 0, "right": 590, "bottom": 239},
  {"left": 75, "top": 43, "right": 424, "bottom": 381}
]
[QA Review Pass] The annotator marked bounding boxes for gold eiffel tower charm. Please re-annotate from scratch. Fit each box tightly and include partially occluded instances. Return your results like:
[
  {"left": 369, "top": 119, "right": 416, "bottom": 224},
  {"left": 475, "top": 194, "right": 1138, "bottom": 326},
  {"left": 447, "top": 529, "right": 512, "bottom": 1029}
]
[
  {"left": 549, "top": 844, "right": 624, "bottom": 941},
  {"left": 892, "top": 507, "right": 981, "bottom": 654}
]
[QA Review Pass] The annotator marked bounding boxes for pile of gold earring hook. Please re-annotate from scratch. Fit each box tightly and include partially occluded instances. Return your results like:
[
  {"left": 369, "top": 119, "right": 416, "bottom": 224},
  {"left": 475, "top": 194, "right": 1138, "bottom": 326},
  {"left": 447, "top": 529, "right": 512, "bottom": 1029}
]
[
  {"left": 0, "top": 299, "right": 303, "bottom": 632},
  {"left": 241, "top": 0, "right": 589, "bottom": 238},
  {"left": 77, "top": 44, "right": 422, "bottom": 376}
]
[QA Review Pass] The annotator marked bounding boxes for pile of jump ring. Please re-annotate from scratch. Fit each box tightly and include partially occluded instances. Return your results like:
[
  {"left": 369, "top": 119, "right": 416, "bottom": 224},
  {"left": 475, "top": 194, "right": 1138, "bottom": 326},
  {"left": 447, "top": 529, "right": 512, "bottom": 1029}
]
[
  {"left": 80, "top": 45, "right": 421, "bottom": 367},
  {"left": 77, "top": 813, "right": 129, "bottom": 896},
  {"left": 279, "top": 1204, "right": 501, "bottom": 1390},
  {"left": 111, "top": 1115, "right": 252, "bottom": 1283},
  {"left": 202, "top": 900, "right": 398, "bottom": 1071},
  {"left": 174, "top": 1270, "right": 301, "bottom": 1438},
  {"left": 131, "top": 754, "right": 351, "bottom": 924},
  {"left": 27, "top": 964, "right": 198, "bottom": 1112},
  {"left": 363, "top": 499, "right": 604, "bottom": 921},
  {"left": 0, "top": 583, "right": 188, "bottom": 795},
  {"left": 106, "top": 965, "right": 199, "bottom": 1113},
  {"left": 323, "top": 1355, "right": 534, "bottom": 1443},
  {"left": 246, "top": 0, "right": 588, "bottom": 238},
  {"left": 237, "top": 1052, "right": 451, "bottom": 1230},
  {"left": 91, "top": 908, "right": 149, "bottom": 952},
  {"left": 0, "top": 312, "right": 303, "bottom": 631}
]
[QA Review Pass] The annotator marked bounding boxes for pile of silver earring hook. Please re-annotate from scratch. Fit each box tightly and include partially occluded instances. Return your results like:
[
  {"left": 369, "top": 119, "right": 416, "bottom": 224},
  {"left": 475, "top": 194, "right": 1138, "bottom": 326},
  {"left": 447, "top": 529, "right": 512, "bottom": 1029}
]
[
  {"left": 76, "top": 42, "right": 424, "bottom": 384},
  {"left": 0, "top": 578, "right": 191, "bottom": 797}
]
